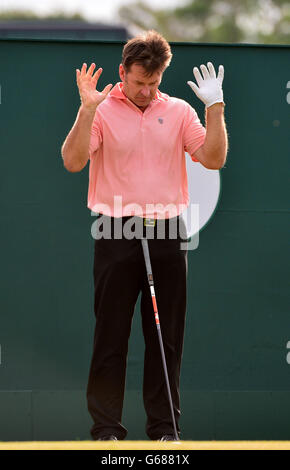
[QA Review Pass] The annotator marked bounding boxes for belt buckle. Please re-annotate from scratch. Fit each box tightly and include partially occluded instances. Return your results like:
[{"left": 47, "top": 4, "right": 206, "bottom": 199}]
[{"left": 144, "top": 218, "right": 156, "bottom": 227}]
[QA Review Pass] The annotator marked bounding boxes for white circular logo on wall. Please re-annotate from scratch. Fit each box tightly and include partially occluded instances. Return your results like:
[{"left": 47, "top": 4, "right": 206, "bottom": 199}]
[{"left": 181, "top": 152, "right": 221, "bottom": 238}]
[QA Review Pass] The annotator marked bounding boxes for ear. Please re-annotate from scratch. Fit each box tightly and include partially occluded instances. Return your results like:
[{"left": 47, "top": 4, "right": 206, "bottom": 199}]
[{"left": 119, "top": 64, "right": 125, "bottom": 82}]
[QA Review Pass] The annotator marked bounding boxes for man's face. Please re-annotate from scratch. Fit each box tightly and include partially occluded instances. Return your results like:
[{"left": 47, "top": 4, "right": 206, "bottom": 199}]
[{"left": 119, "top": 63, "right": 163, "bottom": 110}]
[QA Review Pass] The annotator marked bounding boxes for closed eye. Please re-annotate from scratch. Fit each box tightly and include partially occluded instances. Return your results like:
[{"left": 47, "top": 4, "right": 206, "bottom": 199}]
[{"left": 136, "top": 81, "right": 157, "bottom": 86}]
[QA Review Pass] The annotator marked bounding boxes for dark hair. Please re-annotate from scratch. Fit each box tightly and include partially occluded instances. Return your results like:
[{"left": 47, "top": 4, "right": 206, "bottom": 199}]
[{"left": 122, "top": 30, "right": 172, "bottom": 76}]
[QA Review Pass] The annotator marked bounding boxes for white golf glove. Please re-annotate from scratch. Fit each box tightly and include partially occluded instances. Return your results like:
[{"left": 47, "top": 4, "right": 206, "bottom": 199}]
[{"left": 187, "top": 62, "right": 224, "bottom": 108}]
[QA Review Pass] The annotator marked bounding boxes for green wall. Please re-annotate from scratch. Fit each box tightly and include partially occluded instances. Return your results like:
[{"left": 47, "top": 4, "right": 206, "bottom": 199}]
[{"left": 0, "top": 38, "right": 289, "bottom": 440}]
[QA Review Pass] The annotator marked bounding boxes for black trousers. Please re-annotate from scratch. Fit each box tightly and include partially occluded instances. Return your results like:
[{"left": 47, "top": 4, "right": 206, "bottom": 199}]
[{"left": 86, "top": 215, "right": 188, "bottom": 440}]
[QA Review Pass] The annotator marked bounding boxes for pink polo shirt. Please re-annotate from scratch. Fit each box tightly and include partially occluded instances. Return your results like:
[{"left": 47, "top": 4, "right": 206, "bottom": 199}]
[{"left": 88, "top": 82, "right": 206, "bottom": 219}]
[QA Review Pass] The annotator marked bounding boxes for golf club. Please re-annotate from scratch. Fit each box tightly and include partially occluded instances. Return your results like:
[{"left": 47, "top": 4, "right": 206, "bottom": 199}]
[{"left": 141, "top": 236, "right": 179, "bottom": 442}]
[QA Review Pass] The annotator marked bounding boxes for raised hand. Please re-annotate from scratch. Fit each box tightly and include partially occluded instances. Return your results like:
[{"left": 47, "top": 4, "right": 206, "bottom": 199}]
[
  {"left": 187, "top": 62, "right": 224, "bottom": 108},
  {"left": 76, "top": 63, "right": 113, "bottom": 111}
]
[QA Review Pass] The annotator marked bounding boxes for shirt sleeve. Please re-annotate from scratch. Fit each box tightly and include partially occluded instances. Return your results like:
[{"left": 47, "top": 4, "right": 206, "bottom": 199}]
[
  {"left": 89, "top": 111, "right": 103, "bottom": 159},
  {"left": 183, "top": 103, "right": 206, "bottom": 162}
]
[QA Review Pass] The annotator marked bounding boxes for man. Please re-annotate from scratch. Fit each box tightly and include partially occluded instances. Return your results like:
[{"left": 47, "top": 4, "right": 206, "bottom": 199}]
[{"left": 61, "top": 30, "right": 228, "bottom": 441}]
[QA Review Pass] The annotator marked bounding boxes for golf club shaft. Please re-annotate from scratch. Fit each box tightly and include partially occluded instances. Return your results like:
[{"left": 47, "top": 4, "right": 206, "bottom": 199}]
[{"left": 141, "top": 238, "right": 179, "bottom": 441}]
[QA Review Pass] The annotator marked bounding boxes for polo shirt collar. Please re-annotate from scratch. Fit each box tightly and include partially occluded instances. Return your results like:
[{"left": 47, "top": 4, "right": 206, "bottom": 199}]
[{"left": 109, "top": 82, "right": 169, "bottom": 102}]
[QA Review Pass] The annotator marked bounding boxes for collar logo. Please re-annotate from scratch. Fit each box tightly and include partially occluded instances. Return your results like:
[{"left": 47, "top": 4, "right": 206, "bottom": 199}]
[{"left": 158, "top": 118, "right": 163, "bottom": 124}]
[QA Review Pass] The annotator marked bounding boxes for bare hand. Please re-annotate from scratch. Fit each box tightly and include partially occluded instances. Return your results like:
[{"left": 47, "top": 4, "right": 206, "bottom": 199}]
[{"left": 76, "top": 63, "right": 113, "bottom": 110}]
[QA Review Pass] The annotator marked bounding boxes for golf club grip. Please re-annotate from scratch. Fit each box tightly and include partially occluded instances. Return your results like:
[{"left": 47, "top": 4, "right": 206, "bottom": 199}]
[
  {"left": 141, "top": 238, "right": 152, "bottom": 275},
  {"left": 141, "top": 239, "right": 159, "bottom": 325}
]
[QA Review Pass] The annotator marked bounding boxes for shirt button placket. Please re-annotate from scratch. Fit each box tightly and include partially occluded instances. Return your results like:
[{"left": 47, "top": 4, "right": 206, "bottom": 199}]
[{"left": 141, "top": 114, "right": 145, "bottom": 166}]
